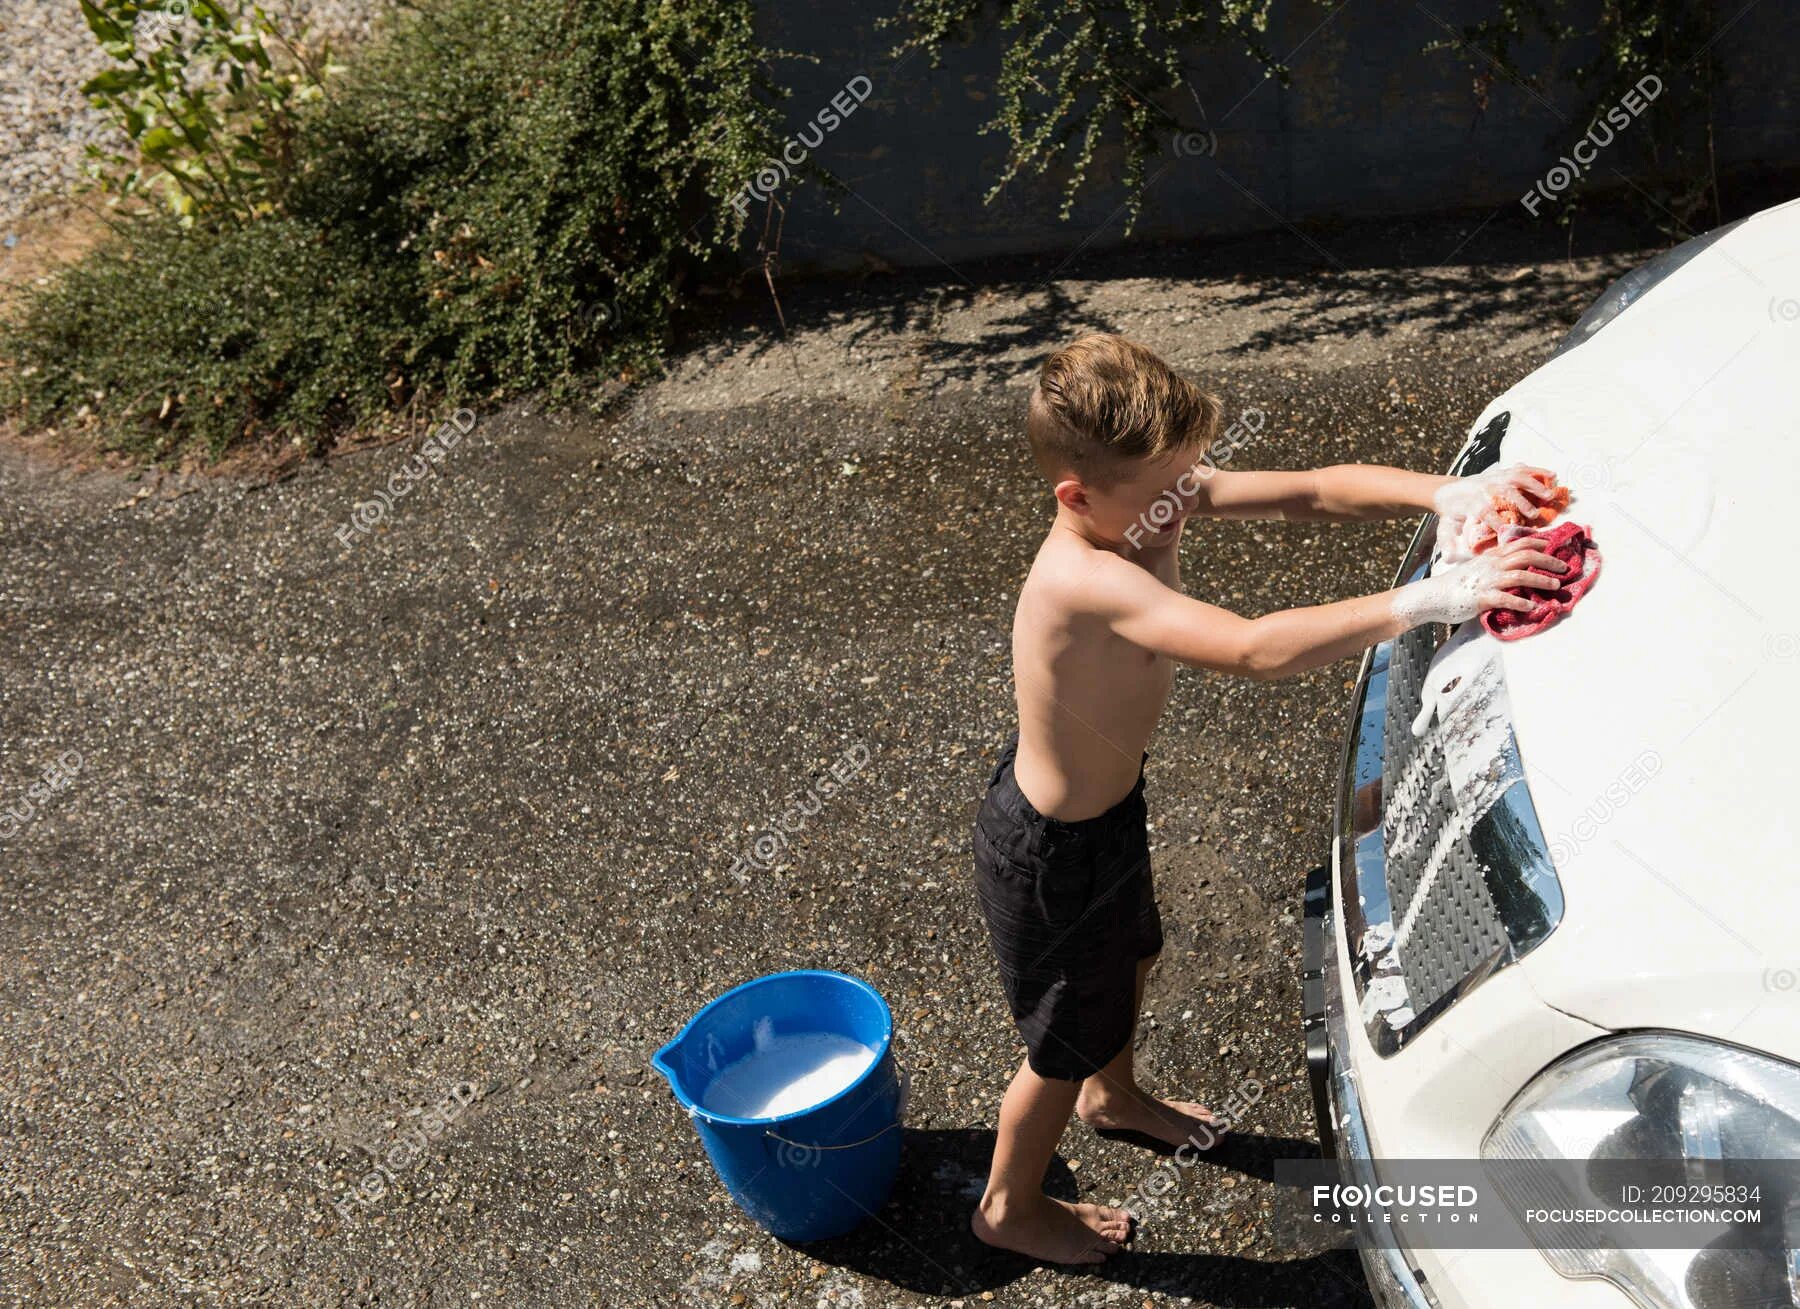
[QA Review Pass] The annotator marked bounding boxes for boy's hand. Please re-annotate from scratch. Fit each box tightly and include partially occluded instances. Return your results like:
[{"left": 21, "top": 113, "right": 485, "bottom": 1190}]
[
  {"left": 1431, "top": 464, "right": 1559, "bottom": 562},
  {"left": 1392, "top": 536, "right": 1568, "bottom": 627}
]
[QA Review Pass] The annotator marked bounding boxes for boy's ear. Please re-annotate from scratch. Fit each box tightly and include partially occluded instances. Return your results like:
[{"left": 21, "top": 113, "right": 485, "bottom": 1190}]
[{"left": 1053, "top": 477, "right": 1090, "bottom": 515}]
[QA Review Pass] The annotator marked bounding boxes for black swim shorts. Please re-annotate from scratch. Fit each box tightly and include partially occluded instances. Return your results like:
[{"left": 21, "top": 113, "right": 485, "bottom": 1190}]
[{"left": 971, "top": 733, "right": 1163, "bottom": 1082}]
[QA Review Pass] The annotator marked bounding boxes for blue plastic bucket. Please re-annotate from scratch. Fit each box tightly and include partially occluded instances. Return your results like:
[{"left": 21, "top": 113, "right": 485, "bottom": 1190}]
[{"left": 652, "top": 970, "right": 906, "bottom": 1242}]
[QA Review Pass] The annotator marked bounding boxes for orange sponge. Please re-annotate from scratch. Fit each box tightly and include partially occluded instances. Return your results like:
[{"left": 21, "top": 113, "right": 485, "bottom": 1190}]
[
  {"left": 1491, "top": 470, "right": 1569, "bottom": 527},
  {"left": 1469, "top": 471, "right": 1571, "bottom": 554}
]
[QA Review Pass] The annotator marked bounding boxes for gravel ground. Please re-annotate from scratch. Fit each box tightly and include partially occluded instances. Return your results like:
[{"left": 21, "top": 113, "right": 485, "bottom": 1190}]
[
  {"left": 0, "top": 0, "right": 388, "bottom": 228},
  {"left": 0, "top": 216, "right": 1642, "bottom": 1306}
]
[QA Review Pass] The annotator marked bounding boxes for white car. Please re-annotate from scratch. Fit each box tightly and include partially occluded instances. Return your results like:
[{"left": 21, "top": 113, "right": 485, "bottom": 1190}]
[{"left": 1303, "top": 196, "right": 1800, "bottom": 1309}]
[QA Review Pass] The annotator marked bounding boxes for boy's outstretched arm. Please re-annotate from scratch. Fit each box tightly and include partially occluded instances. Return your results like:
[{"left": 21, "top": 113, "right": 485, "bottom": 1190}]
[
  {"left": 1090, "top": 535, "right": 1568, "bottom": 680},
  {"left": 1192, "top": 462, "right": 1555, "bottom": 523}
]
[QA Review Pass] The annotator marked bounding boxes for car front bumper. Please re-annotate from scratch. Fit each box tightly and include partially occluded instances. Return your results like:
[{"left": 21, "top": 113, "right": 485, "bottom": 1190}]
[
  {"left": 1302, "top": 862, "right": 1636, "bottom": 1309},
  {"left": 1303, "top": 862, "right": 1439, "bottom": 1308}
]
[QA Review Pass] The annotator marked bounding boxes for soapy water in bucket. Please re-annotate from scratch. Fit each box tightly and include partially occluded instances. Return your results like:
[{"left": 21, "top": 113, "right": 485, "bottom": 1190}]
[{"left": 701, "top": 1016, "right": 878, "bottom": 1119}]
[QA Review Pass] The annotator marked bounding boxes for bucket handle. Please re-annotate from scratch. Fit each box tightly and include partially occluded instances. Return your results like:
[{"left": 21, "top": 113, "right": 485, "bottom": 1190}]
[{"left": 764, "top": 1061, "right": 909, "bottom": 1156}]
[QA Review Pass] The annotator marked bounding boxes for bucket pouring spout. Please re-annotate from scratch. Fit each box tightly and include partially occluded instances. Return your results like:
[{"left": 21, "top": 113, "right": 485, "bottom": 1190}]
[
  {"left": 652, "top": 1022, "right": 730, "bottom": 1112},
  {"left": 650, "top": 1037, "right": 683, "bottom": 1098}
]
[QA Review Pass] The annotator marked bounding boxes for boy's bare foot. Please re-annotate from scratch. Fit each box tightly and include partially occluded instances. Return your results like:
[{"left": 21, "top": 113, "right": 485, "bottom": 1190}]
[
  {"left": 1075, "top": 1085, "right": 1226, "bottom": 1151},
  {"left": 970, "top": 1192, "right": 1132, "bottom": 1265}
]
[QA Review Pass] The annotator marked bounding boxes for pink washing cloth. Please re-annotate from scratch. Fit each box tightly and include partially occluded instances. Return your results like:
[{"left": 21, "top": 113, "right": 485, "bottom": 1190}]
[{"left": 1479, "top": 520, "right": 1602, "bottom": 641}]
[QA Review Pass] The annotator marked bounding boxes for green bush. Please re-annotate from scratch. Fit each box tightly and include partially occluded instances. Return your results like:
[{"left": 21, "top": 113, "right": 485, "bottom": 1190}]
[
  {"left": 2, "top": 0, "right": 790, "bottom": 459},
  {"left": 4, "top": 217, "right": 414, "bottom": 458}
]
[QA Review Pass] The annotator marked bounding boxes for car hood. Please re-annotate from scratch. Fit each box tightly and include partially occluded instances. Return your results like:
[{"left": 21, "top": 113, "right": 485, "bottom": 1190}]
[{"left": 1468, "top": 199, "right": 1800, "bottom": 1062}]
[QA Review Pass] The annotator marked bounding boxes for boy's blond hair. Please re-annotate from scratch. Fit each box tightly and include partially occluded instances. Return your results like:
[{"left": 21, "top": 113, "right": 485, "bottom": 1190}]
[{"left": 1025, "top": 333, "right": 1219, "bottom": 487}]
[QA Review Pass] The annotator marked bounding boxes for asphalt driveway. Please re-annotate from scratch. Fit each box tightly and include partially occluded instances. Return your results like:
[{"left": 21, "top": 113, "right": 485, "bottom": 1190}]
[{"left": 0, "top": 216, "right": 1639, "bottom": 1307}]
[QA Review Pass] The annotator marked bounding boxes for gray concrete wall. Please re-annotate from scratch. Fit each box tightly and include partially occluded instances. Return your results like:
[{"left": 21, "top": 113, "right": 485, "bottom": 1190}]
[{"left": 752, "top": 0, "right": 1800, "bottom": 269}]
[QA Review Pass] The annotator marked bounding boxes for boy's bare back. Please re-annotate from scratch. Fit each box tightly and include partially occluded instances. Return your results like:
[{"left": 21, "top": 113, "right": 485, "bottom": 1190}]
[{"left": 1010, "top": 522, "right": 1184, "bottom": 823}]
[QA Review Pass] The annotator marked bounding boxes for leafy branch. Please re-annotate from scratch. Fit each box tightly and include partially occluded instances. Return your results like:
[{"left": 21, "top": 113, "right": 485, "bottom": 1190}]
[
  {"left": 77, "top": 0, "right": 342, "bottom": 227},
  {"left": 888, "top": 0, "right": 1285, "bottom": 231},
  {"left": 1425, "top": 0, "right": 1728, "bottom": 232}
]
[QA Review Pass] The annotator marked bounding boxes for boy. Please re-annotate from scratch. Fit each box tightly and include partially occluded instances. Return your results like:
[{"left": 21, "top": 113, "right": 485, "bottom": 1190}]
[{"left": 970, "top": 333, "right": 1566, "bottom": 1264}]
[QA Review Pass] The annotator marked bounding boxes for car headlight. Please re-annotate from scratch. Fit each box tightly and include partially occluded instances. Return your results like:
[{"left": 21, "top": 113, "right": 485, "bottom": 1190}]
[{"left": 1483, "top": 1033, "right": 1800, "bottom": 1309}]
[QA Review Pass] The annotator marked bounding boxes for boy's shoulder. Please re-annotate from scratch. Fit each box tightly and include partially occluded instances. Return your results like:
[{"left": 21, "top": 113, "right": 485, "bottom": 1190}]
[{"left": 1023, "top": 526, "right": 1143, "bottom": 616}]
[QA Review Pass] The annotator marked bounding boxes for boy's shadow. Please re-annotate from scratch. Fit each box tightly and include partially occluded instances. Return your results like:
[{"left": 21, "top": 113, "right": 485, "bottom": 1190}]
[{"left": 799, "top": 1127, "right": 1372, "bottom": 1306}]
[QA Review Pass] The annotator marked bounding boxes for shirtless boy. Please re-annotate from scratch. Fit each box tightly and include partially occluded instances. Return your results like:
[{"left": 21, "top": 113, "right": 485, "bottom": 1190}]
[{"left": 970, "top": 333, "right": 1567, "bottom": 1264}]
